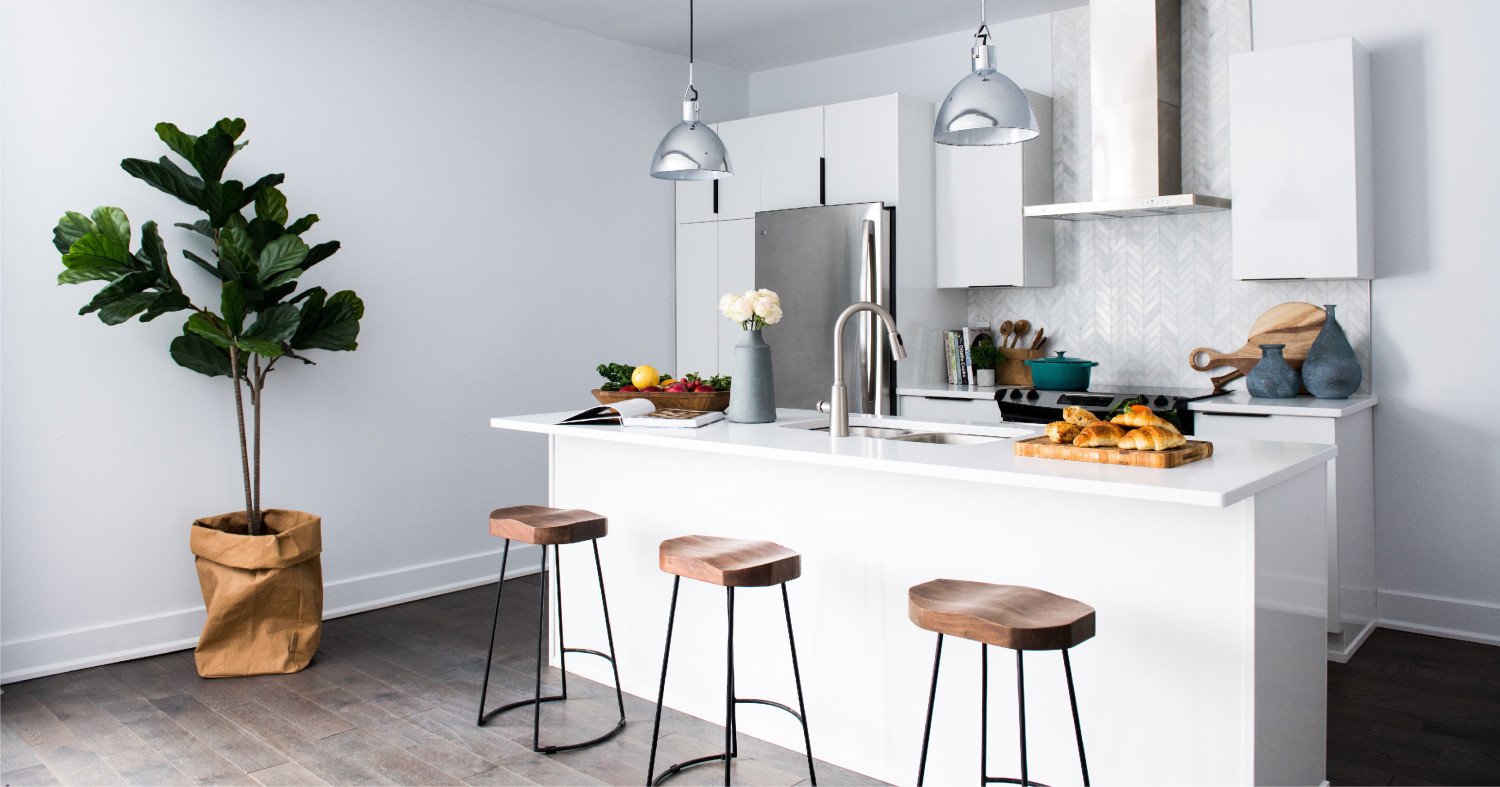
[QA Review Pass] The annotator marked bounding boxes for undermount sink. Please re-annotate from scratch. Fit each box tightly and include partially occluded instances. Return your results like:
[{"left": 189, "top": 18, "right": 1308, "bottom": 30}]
[
  {"left": 885, "top": 432, "right": 1003, "bottom": 446},
  {"left": 808, "top": 425, "right": 913, "bottom": 438}
]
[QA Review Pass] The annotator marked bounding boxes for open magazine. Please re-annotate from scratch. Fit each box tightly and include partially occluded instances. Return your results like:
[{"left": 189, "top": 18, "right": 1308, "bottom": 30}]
[{"left": 559, "top": 398, "right": 725, "bottom": 428}]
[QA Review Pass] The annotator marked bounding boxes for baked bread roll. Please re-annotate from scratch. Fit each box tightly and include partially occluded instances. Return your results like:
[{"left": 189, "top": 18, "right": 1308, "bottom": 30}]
[
  {"left": 1062, "top": 406, "right": 1100, "bottom": 427},
  {"left": 1072, "top": 421, "right": 1126, "bottom": 448},
  {"left": 1110, "top": 404, "right": 1180, "bottom": 433},
  {"left": 1046, "top": 421, "right": 1082, "bottom": 444},
  {"left": 1118, "top": 425, "right": 1187, "bottom": 451}
]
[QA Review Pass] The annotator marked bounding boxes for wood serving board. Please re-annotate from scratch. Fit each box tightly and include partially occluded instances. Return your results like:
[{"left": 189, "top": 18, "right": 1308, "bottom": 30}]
[
  {"left": 592, "top": 389, "right": 730, "bottom": 412},
  {"left": 1189, "top": 302, "right": 1325, "bottom": 378},
  {"left": 1013, "top": 435, "right": 1214, "bottom": 469}
]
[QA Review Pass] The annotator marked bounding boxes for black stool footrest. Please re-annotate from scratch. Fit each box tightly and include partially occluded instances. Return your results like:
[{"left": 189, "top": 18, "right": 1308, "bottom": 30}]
[
  {"left": 652, "top": 752, "right": 738, "bottom": 786},
  {"left": 985, "top": 777, "right": 1052, "bottom": 787},
  {"left": 735, "top": 697, "right": 805, "bottom": 725},
  {"left": 479, "top": 693, "right": 566, "bottom": 726}
]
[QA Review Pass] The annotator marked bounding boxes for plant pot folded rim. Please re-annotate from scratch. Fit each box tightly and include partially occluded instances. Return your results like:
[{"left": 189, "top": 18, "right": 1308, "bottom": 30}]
[{"left": 191, "top": 509, "right": 322, "bottom": 570}]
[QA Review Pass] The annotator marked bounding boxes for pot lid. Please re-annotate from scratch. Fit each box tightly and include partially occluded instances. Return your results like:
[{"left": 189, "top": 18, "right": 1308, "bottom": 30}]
[{"left": 1025, "top": 351, "right": 1098, "bottom": 366}]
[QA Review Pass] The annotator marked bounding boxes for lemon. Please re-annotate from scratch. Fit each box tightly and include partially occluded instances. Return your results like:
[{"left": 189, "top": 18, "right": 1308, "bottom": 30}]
[{"left": 632, "top": 365, "right": 661, "bottom": 389}]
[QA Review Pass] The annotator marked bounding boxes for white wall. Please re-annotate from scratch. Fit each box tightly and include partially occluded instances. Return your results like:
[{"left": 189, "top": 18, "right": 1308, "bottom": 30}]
[
  {"left": 1253, "top": 0, "right": 1500, "bottom": 642},
  {"left": 0, "top": 0, "right": 748, "bottom": 682}
]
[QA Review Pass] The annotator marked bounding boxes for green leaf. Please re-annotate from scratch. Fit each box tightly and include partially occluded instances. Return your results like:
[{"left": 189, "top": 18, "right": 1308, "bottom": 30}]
[
  {"left": 238, "top": 173, "right": 285, "bottom": 210},
  {"left": 246, "top": 218, "right": 284, "bottom": 252},
  {"left": 265, "top": 268, "right": 303, "bottom": 288},
  {"left": 256, "top": 235, "right": 308, "bottom": 281},
  {"left": 300, "top": 240, "right": 341, "bottom": 271},
  {"left": 221, "top": 281, "right": 246, "bottom": 334},
  {"left": 254, "top": 186, "right": 289, "bottom": 225},
  {"left": 120, "top": 157, "right": 203, "bottom": 207},
  {"left": 174, "top": 219, "right": 213, "bottom": 238},
  {"left": 154, "top": 122, "right": 196, "bottom": 163},
  {"left": 218, "top": 244, "right": 251, "bottom": 280},
  {"left": 220, "top": 214, "right": 252, "bottom": 255},
  {"left": 182, "top": 248, "right": 225, "bottom": 279},
  {"left": 98, "top": 292, "right": 156, "bottom": 325},
  {"left": 212, "top": 117, "right": 247, "bottom": 140},
  {"left": 136, "top": 221, "right": 176, "bottom": 289},
  {"left": 191, "top": 130, "right": 233, "bottom": 181},
  {"left": 90, "top": 206, "right": 131, "bottom": 249},
  {"left": 235, "top": 337, "right": 283, "bottom": 357},
  {"left": 200, "top": 179, "right": 244, "bottom": 228},
  {"left": 53, "top": 211, "right": 98, "bottom": 254},
  {"left": 292, "top": 289, "right": 363, "bottom": 351},
  {"left": 79, "top": 270, "right": 157, "bottom": 316},
  {"left": 170, "top": 331, "right": 232, "bottom": 378},
  {"left": 285, "top": 214, "right": 319, "bottom": 235},
  {"left": 60, "top": 233, "right": 134, "bottom": 283},
  {"left": 186, "top": 312, "right": 231, "bottom": 348},
  {"left": 141, "top": 291, "right": 191, "bottom": 322},
  {"left": 243, "top": 303, "right": 300, "bottom": 344}
]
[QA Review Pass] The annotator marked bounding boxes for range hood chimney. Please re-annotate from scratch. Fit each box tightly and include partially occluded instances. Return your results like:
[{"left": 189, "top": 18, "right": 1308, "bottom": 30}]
[{"left": 1024, "top": 0, "right": 1230, "bottom": 220}]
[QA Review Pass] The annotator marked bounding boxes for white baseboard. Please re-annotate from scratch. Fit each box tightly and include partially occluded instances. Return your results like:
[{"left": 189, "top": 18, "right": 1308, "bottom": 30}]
[
  {"left": 1376, "top": 589, "right": 1500, "bottom": 647},
  {"left": 0, "top": 545, "right": 541, "bottom": 685}
]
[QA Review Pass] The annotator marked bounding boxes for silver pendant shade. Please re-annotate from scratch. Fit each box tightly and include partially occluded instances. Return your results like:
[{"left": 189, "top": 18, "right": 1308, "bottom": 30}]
[
  {"left": 933, "top": 2, "right": 1038, "bottom": 146},
  {"left": 651, "top": 1, "right": 732, "bottom": 180}
]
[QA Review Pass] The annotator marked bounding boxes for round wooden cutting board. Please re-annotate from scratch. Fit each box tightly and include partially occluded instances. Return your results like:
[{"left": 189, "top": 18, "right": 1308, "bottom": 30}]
[{"left": 1189, "top": 302, "right": 1326, "bottom": 378}]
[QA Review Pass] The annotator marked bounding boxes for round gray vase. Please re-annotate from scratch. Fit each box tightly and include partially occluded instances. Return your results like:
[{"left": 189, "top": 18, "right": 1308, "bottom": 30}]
[
  {"left": 1302, "top": 304, "right": 1362, "bottom": 399},
  {"left": 1247, "top": 344, "right": 1301, "bottom": 398},
  {"left": 724, "top": 329, "right": 776, "bottom": 423}
]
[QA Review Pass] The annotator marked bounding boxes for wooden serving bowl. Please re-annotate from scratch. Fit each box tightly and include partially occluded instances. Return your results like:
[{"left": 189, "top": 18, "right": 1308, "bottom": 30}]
[{"left": 591, "top": 389, "right": 731, "bottom": 412}]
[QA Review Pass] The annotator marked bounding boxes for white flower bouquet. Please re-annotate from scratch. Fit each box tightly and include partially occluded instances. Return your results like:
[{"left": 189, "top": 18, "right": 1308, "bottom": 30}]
[{"left": 718, "top": 289, "right": 783, "bottom": 331}]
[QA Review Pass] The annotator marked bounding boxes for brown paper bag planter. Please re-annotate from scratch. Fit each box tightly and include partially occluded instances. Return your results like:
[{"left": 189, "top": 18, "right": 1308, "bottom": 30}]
[{"left": 191, "top": 509, "right": 323, "bottom": 678}]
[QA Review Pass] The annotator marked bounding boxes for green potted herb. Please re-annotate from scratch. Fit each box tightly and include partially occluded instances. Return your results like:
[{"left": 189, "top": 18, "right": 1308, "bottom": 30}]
[
  {"left": 51, "top": 119, "right": 363, "bottom": 677},
  {"left": 971, "top": 342, "right": 1001, "bottom": 387}
]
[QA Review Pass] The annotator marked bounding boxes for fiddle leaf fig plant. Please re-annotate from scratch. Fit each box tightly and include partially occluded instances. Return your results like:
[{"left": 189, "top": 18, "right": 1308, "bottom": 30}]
[{"left": 53, "top": 119, "right": 364, "bottom": 536}]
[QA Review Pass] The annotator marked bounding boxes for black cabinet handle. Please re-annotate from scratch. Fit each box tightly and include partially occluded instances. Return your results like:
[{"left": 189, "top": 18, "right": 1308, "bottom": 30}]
[
  {"left": 819, "top": 157, "right": 827, "bottom": 205},
  {"left": 1199, "top": 410, "right": 1271, "bottom": 418},
  {"left": 712, "top": 180, "right": 719, "bottom": 214}
]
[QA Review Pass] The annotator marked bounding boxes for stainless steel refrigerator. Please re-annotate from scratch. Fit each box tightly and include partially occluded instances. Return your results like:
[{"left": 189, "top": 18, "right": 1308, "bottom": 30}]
[{"left": 754, "top": 202, "right": 895, "bottom": 416}]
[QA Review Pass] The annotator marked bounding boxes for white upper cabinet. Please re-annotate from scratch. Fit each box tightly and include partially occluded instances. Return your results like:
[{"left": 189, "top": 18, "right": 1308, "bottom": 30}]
[
  {"left": 1231, "top": 38, "right": 1373, "bottom": 280},
  {"left": 935, "top": 91, "right": 1054, "bottom": 288},
  {"left": 715, "top": 118, "right": 761, "bottom": 220},
  {"left": 757, "top": 107, "right": 823, "bottom": 212},
  {"left": 824, "top": 95, "right": 901, "bottom": 206}
]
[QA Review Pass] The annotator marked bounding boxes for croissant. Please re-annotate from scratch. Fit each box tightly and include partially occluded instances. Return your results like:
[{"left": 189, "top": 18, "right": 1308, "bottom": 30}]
[
  {"left": 1072, "top": 421, "right": 1126, "bottom": 448},
  {"left": 1110, "top": 404, "right": 1180, "bottom": 433},
  {"left": 1062, "top": 406, "right": 1100, "bottom": 427},
  {"left": 1119, "top": 425, "right": 1187, "bottom": 451},
  {"left": 1046, "top": 421, "right": 1082, "bottom": 444}
]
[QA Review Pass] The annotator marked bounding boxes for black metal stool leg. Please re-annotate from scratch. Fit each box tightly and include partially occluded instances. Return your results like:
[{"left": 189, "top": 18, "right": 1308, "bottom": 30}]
[
  {"left": 724, "top": 587, "right": 736, "bottom": 787},
  {"left": 476, "top": 539, "right": 512, "bottom": 725},
  {"left": 531, "top": 543, "right": 549, "bottom": 751},
  {"left": 1016, "top": 651, "right": 1028, "bottom": 787},
  {"left": 917, "top": 633, "right": 944, "bottom": 786},
  {"left": 782, "top": 583, "right": 817, "bottom": 785},
  {"left": 555, "top": 544, "right": 569, "bottom": 700},
  {"left": 647, "top": 577, "right": 682, "bottom": 785},
  {"left": 1063, "top": 649, "right": 1089, "bottom": 786},
  {"left": 593, "top": 541, "right": 628, "bottom": 729},
  {"left": 981, "top": 644, "right": 989, "bottom": 786}
]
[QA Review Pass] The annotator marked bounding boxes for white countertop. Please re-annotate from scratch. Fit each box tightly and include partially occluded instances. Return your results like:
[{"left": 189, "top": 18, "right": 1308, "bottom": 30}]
[
  {"left": 897, "top": 380, "right": 1378, "bottom": 417},
  {"left": 491, "top": 408, "right": 1335, "bottom": 508}
]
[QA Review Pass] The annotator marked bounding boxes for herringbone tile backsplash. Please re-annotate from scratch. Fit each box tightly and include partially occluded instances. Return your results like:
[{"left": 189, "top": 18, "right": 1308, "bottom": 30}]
[{"left": 968, "top": 0, "right": 1372, "bottom": 391}]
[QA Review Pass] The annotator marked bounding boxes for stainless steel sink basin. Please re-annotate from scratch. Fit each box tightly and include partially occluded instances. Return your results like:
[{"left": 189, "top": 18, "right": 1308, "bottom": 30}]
[
  {"left": 885, "top": 432, "right": 1003, "bottom": 445},
  {"left": 809, "top": 425, "right": 914, "bottom": 438}
]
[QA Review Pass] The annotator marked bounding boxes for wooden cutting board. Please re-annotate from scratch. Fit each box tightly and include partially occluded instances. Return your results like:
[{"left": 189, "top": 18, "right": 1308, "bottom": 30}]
[
  {"left": 1013, "top": 435, "right": 1214, "bottom": 469},
  {"left": 1189, "top": 302, "right": 1325, "bottom": 378}
]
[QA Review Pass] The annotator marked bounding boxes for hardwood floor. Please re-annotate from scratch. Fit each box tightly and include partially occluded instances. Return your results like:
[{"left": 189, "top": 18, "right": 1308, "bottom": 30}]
[{"left": 3, "top": 581, "right": 1497, "bottom": 786}]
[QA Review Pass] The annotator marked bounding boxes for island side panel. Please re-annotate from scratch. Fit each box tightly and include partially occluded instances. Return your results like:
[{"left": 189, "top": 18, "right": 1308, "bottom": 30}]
[{"left": 548, "top": 435, "right": 1267, "bottom": 785}]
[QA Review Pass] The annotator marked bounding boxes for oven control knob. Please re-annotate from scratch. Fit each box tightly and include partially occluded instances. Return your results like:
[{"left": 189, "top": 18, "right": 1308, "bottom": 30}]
[
  {"left": 1025, "top": 389, "right": 1039, "bottom": 400},
  {"left": 1009, "top": 388, "right": 1025, "bottom": 400},
  {"left": 1153, "top": 395, "right": 1169, "bottom": 406}
]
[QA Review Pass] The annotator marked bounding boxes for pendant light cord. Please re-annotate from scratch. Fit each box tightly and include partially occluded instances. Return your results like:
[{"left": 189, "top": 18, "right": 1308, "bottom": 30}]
[
  {"left": 685, "top": 0, "right": 698, "bottom": 102},
  {"left": 976, "top": 0, "right": 990, "bottom": 44}
]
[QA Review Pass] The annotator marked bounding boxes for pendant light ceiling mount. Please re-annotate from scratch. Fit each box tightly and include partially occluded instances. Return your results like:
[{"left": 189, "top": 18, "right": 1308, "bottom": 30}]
[
  {"left": 650, "top": 0, "right": 732, "bottom": 180},
  {"left": 933, "top": 0, "right": 1039, "bottom": 146}
]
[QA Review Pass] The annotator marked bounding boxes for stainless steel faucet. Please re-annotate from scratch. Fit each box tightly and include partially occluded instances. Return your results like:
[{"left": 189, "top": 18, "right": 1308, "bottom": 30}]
[{"left": 824, "top": 301, "right": 907, "bottom": 437}]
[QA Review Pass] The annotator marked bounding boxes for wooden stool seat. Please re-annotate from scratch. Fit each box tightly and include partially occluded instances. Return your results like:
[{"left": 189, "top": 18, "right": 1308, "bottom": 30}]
[
  {"left": 658, "top": 535, "right": 801, "bottom": 587},
  {"left": 908, "top": 579, "right": 1095, "bottom": 651},
  {"left": 489, "top": 505, "right": 607, "bottom": 545}
]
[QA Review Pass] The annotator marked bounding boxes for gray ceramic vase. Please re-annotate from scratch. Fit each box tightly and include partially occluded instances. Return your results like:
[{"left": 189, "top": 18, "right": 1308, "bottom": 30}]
[
  {"left": 1302, "top": 304, "right": 1362, "bottom": 399},
  {"left": 1247, "top": 344, "right": 1301, "bottom": 399},
  {"left": 724, "top": 329, "right": 776, "bottom": 423}
]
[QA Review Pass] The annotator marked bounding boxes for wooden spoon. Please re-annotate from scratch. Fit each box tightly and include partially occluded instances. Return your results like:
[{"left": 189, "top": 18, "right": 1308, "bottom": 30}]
[
  {"left": 1011, "top": 319, "right": 1031, "bottom": 348},
  {"left": 1029, "top": 327, "right": 1046, "bottom": 350},
  {"left": 997, "top": 320, "right": 1014, "bottom": 348}
]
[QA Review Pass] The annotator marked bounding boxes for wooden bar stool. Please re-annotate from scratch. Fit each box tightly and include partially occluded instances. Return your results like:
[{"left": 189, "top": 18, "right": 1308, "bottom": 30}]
[
  {"left": 909, "top": 579, "right": 1095, "bottom": 787},
  {"left": 646, "top": 535, "right": 817, "bottom": 786},
  {"left": 476, "top": 505, "right": 626, "bottom": 753}
]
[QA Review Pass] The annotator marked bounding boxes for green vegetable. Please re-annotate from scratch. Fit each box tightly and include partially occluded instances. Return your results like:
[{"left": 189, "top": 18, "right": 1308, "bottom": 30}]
[
  {"left": 596, "top": 362, "right": 635, "bottom": 391},
  {"left": 708, "top": 373, "right": 731, "bottom": 391}
]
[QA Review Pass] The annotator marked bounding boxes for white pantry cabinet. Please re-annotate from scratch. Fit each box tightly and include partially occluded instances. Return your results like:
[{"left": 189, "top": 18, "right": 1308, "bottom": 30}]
[
  {"left": 674, "top": 222, "right": 719, "bottom": 375},
  {"left": 935, "top": 91, "right": 1054, "bottom": 288},
  {"left": 1230, "top": 38, "right": 1373, "bottom": 279},
  {"left": 715, "top": 219, "right": 755, "bottom": 369}
]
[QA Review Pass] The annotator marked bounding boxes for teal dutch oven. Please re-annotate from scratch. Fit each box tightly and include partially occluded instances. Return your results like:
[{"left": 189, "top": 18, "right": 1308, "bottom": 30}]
[{"left": 1024, "top": 351, "right": 1099, "bottom": 391}]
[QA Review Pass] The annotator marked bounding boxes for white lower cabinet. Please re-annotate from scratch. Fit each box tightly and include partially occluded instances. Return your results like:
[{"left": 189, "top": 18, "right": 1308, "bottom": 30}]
[
  {"left": 897, "top": 395, "right": 999, "bottom": 423},
  {"left": 1191, "top": 408, "right": 1376, "bottom": 660}
]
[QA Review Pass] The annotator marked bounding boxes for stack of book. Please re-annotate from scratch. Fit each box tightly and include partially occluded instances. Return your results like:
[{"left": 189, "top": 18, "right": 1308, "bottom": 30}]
[{"left": 943, "top": 327, "right": 994, "bottom": 385}]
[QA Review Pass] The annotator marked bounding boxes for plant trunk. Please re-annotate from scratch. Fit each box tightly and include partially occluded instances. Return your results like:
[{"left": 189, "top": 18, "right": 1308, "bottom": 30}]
[
  {"left": 230, "top": 345, "right": 261, "bottom": 536},
  {"left": 252, "top": 359, "right": 263, "bottom": 526}
]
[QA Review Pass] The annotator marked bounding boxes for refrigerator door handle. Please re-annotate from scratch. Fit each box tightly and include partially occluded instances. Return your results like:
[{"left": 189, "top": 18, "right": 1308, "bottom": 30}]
[{"left": 859, "top": 218, "right": 877, "bottom": 413}]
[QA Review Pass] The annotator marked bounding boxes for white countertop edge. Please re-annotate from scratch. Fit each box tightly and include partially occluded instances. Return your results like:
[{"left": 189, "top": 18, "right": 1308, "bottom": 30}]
[
  {"left": 490, "top": 412, "right": 1337, "bottom": 509},
  {"left": 1187, "top": 392, "right": 1378, "bottom": 417}
]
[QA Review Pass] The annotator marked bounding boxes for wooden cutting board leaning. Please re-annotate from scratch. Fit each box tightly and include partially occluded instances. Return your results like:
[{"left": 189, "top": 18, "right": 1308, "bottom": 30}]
[
  {"left": 1012, "top": 436, "right": 1214, "bottom": 469},
  {"left": 1189, "top": 302, "right": 1326, "bottom": 389}
]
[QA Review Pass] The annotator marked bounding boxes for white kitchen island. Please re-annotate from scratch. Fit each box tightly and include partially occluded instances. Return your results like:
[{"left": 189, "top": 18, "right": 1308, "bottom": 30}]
[{"left": 489, "top": 409, "right": 1335, "bottom": 786}]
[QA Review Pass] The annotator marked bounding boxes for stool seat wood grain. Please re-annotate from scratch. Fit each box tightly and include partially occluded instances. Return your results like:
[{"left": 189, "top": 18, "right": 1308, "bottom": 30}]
[
  {"left": 489, "top": 505, "right": 607, "bottom": 545},
  {"left": 908, "top": 579, "right": 1096, "bottom": 651},
  {"left": 658, "top": 535, "right": 801, "bottom": 587}
]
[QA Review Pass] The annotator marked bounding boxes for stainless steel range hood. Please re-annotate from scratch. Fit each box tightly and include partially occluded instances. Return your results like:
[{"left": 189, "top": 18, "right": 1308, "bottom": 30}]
[{"left": 1024, "top": 0, "right": 1230, "bottom": 220}]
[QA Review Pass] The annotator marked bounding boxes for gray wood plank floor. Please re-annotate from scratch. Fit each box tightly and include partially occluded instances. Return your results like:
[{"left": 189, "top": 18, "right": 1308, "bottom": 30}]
[{"left": 1, "top": 577, "right": 881, "bottom": 786}]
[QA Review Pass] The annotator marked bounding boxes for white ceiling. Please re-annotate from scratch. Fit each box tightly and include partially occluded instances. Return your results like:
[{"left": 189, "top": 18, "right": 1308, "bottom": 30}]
[{"left": 466, "top": 0, "right": 1084, "bottom": 72}]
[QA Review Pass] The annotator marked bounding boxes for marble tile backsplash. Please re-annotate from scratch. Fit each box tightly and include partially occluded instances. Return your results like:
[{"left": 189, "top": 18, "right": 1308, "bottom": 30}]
[{"left": 968, "top": 0, "right": 1372, "bottom": 391}]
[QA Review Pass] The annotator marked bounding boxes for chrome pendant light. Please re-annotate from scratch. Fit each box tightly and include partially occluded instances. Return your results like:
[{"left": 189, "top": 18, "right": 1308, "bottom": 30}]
[
  {"left": 933, "top": 0, "right": 1038, "bottom": 146},
  {"left": 650, "top": 0, "right": 732, "bottom": 180}
]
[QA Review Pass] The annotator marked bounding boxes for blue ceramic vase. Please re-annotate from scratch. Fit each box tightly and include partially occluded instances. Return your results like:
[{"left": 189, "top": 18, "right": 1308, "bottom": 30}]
[
  {"left": 1247, "top": 344, "right": 1301, "bottom": 399},
  {"left": 724, "top": 329, "right": 776, "bottom": 423},
  {"left": 1302, "top": 304, "right": 1362, "bottom": 399}
]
